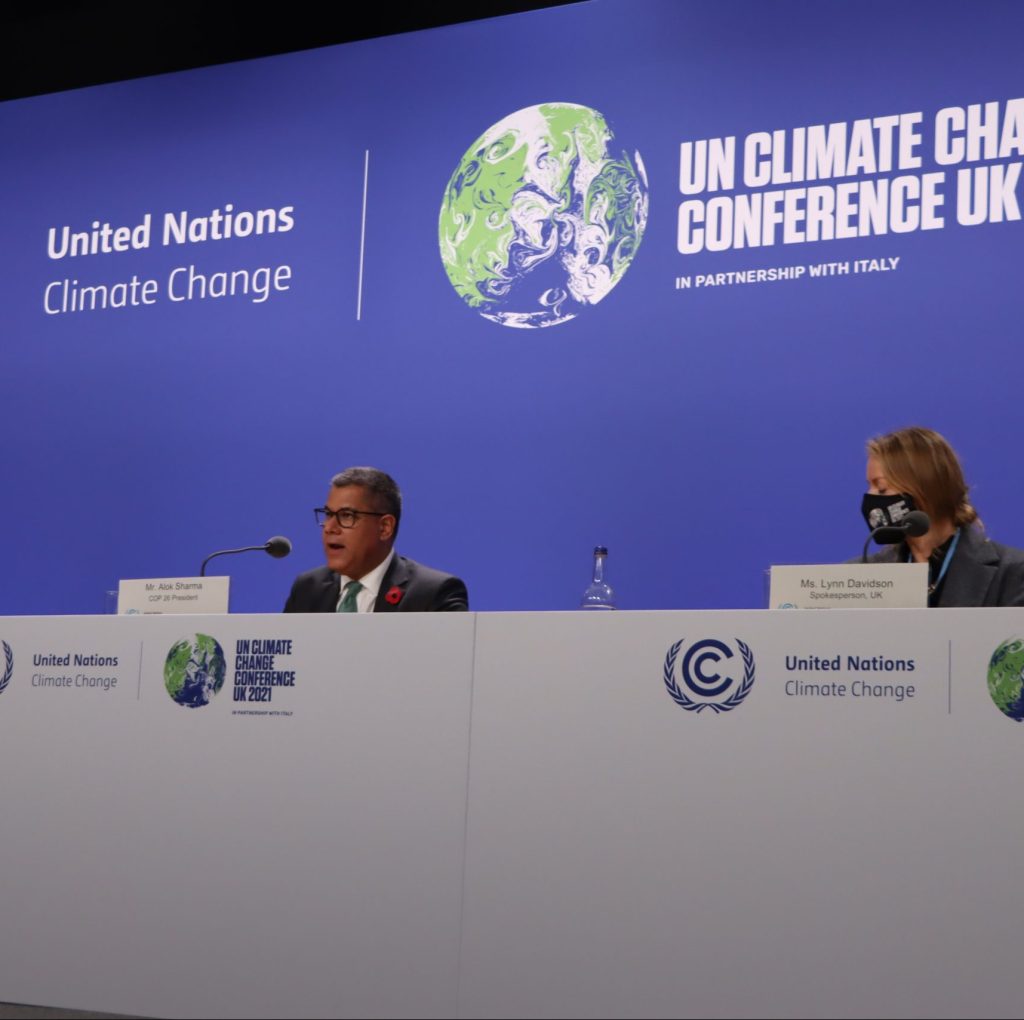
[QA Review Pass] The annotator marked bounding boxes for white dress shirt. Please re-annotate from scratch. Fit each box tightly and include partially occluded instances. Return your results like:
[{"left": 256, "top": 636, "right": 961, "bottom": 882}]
[{"left": 335, "top": 549, "right": 396, "bottom": 613}]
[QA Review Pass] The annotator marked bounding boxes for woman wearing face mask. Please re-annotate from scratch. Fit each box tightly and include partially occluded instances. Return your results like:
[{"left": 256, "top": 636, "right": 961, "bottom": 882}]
[{"left": 862, "top": 426, "right": 1024, "bottom": 607}]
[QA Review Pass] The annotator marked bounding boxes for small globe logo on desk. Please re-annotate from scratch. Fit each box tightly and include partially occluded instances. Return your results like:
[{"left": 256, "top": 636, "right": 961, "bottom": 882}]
[
  {"left": 987, "top": 638, "right": 1024, "bottom": 721},
  {"left": 164, "top": 634, "right": 227, "bottom": 708},
  {"left": 439, "top": 103, "right": 649, "bottom": 328}
]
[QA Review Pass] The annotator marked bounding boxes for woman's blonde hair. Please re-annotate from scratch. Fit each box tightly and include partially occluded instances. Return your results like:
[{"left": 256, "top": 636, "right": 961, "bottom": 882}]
[{"left": 867, "top": 426, "right": 979, "bottom": 528}]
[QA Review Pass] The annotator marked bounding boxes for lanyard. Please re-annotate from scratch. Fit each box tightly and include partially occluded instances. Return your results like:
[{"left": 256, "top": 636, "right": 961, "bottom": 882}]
[{"left": 908, "top": 528, "right": 960, "bottom": 594}]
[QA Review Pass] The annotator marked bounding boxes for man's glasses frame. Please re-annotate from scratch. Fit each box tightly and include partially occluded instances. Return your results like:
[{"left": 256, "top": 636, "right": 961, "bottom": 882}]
[{"left": 314, "top": 507, "right": 389, "bottom": 529}]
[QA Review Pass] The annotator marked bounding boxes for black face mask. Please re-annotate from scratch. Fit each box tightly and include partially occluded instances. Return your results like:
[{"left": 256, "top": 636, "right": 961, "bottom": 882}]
[{"left": 861, "top": 491, "right": 916, "bottom": 532}]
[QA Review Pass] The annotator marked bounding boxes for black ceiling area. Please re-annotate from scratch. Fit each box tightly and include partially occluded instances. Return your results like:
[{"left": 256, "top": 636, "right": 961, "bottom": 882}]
[{"left": 1, "top": 1, "right": 576, "bottom": 101}]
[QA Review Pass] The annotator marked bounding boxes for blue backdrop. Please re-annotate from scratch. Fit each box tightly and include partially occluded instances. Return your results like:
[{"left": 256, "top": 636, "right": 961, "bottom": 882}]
[{"left": 2, "top": 0, "right": 1022, "bottom": 614}]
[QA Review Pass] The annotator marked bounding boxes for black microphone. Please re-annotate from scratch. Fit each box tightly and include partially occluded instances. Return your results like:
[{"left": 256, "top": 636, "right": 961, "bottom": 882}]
[
  {"left": 200, "top": 536, "right": 293, "bottom": 576},
  {"left": 861, "top": 511, "right": 931, "bottom": 562},
  {"left": 899, "top": 511, "right": 930, "bottom": 538},
  {"left": 264, "top": 535, "right": 292, "bottom": 558}
]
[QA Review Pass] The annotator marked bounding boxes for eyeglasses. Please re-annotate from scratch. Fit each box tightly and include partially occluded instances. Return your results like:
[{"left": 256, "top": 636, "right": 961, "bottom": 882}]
[{"left": 314, "top": 506, "right": 389, "bottom": 529}]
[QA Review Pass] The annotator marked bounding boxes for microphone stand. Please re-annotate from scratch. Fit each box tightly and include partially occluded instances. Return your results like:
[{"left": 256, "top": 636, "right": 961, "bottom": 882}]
[{"left": 200, "top": 545, "right": 272, "bottom": 577}]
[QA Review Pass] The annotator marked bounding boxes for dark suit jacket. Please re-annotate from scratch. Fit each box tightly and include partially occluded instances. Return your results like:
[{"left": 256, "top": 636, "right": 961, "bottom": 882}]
[
  {"left": 283, "top": 554, "right": 469, "bottom": 613},
  {"left": 867, "top": 526, "right": 1024, "bottom": 607}
]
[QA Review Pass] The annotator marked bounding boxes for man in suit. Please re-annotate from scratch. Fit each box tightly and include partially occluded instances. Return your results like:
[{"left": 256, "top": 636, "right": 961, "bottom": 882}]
[{"left": 284, "top": 467, "right": 468, "bottom": 613}]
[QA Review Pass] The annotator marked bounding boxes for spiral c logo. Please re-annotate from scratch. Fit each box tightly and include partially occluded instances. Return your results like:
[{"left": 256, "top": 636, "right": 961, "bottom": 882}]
[
  {"left": 0, "top": 641, "right": 13, "bottom": 696},
  {"left": 663, "top": 638, "right": 755, "bottom": 714}
]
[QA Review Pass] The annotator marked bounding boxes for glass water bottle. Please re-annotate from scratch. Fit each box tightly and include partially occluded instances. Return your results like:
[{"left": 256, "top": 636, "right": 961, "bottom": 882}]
[{"left": 580, "top": 546, "right": 616, "bottom": 610}]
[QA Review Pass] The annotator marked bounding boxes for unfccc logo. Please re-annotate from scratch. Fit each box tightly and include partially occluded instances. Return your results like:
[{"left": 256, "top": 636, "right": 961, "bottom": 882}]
[
  {"left": 0, "top": 641, "right": 13, "bottom": 696},
  {"left": 663, "top": 638, "right": 755, "bottom": 713}
]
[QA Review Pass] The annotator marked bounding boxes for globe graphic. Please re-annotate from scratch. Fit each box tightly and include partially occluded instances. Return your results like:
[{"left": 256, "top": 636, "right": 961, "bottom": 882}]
[
  {"left": 439, "top": 103, "right": 649, "bottom": 327},
  {"left": 987, "top": 638, "right": 1024, "bottom": 721},
  {"left": 164, "top": 634, "right": 227, "bottom": 708}
]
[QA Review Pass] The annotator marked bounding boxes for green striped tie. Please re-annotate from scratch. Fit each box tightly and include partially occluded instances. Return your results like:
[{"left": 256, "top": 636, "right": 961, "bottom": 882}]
[{"left": 336, "top": 580, "right": 364, "bottom": 613}]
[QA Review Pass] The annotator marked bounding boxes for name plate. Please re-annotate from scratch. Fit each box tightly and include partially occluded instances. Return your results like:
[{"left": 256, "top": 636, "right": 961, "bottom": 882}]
[
  {"left": 769, "top": 563, "right": 927, "bottom": 609},
  {"left": 117, "top": 576, "right": 230, "bottom": 614}
]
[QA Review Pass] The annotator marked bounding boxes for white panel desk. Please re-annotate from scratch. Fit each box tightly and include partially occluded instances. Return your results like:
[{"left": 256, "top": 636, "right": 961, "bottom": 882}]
[{"left": 0, "top": 610, "right": 1021, "bottom": 1018}]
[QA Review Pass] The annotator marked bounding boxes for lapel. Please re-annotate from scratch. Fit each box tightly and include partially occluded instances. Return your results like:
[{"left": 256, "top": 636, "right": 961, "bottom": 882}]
[
  {"left": 315, "top": 570, "right": 341, "bottom": 613},
  {"left": 374, "top": 554, "right": 410, "bottom": 613},
  {"left": 939, "top": 528, "right": 998, "bottom": 607},
  {"left": 869, "top": 544, "right": 902, "bottom": 564}
]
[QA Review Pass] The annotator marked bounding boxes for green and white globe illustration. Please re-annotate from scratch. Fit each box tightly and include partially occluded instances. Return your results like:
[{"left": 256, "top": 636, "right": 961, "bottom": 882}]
[
  {"left": 987, "top": 638, "right": 1024, "bottom": 721},
  {"left": 164, "top": 634, "right": 227, "bottom": 709},
  {"left": 439, "top": 103, "right": 649, "bottom": 328}
]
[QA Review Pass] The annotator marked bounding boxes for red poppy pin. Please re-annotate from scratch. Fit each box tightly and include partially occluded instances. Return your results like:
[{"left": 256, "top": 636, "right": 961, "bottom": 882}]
[{"left": 385, "top": 586, "right": 403, "bottom": 605}]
